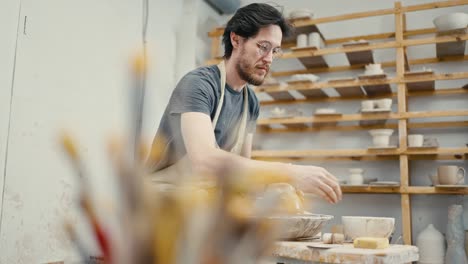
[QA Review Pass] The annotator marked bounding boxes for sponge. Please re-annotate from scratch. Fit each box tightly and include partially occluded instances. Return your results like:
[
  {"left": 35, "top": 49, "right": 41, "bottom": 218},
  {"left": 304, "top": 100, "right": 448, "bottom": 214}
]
[{"left": 353, "top": 237, "right": 389, "bottom": 249}]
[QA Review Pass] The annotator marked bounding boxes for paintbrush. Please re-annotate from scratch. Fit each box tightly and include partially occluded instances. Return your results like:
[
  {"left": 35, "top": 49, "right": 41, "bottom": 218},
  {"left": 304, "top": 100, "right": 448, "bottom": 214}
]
[
  {"left": 80, "top": 195, "right": 112, "bottom": 263},
  {"left": 64, "top": 220, "right": 90, "bottom": 261}
]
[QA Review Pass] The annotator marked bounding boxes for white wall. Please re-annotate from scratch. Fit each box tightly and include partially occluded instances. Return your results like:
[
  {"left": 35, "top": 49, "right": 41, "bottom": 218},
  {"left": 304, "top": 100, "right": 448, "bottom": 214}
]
[
  {"left": 238, "top": 0, "right": 468, "bottom": 243},
  {"left": 0, "top": 0, "right": 21, "bottom": 231},
  {"left": 0, "top": 0, "right": 197, "bottom": 262}
]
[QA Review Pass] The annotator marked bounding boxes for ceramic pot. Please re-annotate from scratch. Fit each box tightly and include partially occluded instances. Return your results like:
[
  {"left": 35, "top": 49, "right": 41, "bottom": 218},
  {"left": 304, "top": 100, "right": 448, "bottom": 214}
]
[
  {"left": 349, "top": 168, "right": 364, "bottom": 185},
  {"left": 433, "top": 13, "right": 468, "bottom": 31},
  {"left": 416, "top": 224, "right": 445, "bottom": 263},
  {"left": 408, "top": 134, "right": 424, "bottom": 147},
  {"left": 369, "top": 129, "right": 394, "bottom": 147}
]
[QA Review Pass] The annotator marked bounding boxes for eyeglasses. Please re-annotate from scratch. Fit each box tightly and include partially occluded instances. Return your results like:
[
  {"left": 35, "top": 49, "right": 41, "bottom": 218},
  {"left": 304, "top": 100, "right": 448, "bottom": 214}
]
[{"left": 256, "top": 41, "right": 283, "bottom": 59}]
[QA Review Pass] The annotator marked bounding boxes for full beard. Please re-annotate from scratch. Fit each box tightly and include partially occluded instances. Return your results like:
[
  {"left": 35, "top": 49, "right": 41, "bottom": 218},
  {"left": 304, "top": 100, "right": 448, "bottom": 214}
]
[{"left": 236, "top": 57, "right": 268, "bottom": 86}]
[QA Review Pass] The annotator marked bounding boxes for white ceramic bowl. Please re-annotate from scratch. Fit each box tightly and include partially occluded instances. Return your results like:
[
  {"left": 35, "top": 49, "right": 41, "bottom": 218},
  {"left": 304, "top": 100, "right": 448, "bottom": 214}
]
[
  {"left": 267, "top": 213, "right": 333, "bottom": 240},
  {"left": 315, "top": 108, "right": 336, "bottom": 114},
  {"left": 271, "top": 107, "right": 286, "bottom": 117},
  {"left": 369, "top": 129, "right": 394, "bottom": 137},
  {"left": 433, "top": 12, "right": 468, "bottom": 31},
  {"left": 408, "top": 134, "right": 424, "bottom": 147},
  {"left": 342, "top": 216, "right": 395, "bottom": 240},
  {"left": 291, "top": 74, "right": 319, "bottom": 82},
  {"left": 376, "top": 99, "right": 392, "bottom": 110},
  {"left": 289, "top": 9, "right": 313, "bottom": 19}
]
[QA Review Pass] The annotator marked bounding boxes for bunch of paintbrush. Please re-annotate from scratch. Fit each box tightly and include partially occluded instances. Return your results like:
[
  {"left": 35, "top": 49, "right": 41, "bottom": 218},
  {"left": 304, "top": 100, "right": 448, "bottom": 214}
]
[{"left": 59, "top": 53, "right": 299, "bottom": 264}]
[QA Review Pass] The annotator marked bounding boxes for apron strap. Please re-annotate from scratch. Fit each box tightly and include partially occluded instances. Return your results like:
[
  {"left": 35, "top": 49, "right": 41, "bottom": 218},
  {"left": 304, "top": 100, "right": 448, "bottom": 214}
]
[{"left": 214, "top": 61, "right": 249, "bottom": 155}]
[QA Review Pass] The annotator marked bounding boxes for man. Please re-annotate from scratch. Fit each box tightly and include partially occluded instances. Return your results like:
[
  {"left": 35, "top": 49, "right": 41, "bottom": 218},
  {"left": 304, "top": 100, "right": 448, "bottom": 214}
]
[{"left": 147, "top": 3, "right": 342, "bottom": 204}]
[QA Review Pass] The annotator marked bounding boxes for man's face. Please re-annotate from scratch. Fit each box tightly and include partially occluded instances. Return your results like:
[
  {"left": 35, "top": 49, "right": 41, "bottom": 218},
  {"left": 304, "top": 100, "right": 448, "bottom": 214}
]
[{"left": 235, "top": 25, "right": 282, "bottom": 86}]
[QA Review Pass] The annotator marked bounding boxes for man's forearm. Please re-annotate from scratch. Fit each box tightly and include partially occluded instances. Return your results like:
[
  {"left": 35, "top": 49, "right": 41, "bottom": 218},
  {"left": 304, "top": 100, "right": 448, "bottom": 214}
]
[{"left": 189, "top": 146, "right": 292, "bottom": 179}]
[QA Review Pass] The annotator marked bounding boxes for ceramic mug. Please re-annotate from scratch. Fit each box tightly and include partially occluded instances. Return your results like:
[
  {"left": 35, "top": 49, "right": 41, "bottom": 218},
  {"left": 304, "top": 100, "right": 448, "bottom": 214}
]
[
  {"left": 438, "top": 165, "right": 466, "bottom": 185},
  {"left": 408, "top": 134, "right": 424, "bottom": 147},
  {"left": 373, "top": 135, "right": 391, "bottom": 147},
  {"left": 376, "top": 99, "right": 392, "bottom": 110},
  {"left": 308, "top": 32, "right": 321, "bottom": 48},
  {"left": 365, "top": 63, "right": 383, "bottom": 75},
  {"left": 297, "top": 34, "right": 307, "bottom": 48},
  {"left": 361, "top": 100, "right": 374, "bottom": 110}
]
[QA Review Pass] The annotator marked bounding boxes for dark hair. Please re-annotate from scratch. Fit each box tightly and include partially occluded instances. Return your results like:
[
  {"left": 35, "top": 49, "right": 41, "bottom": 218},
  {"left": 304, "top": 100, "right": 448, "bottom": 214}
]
[{"left": 222, "top": 3, "right": 292, "bottom": 59}]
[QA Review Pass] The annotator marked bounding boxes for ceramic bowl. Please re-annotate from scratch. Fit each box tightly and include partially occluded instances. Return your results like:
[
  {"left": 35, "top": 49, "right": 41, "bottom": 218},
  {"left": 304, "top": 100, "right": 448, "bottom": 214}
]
[
  {"left": 271, "top": 107, "right": 286, "bottom": 117},
  {"left": 342, "top": 216, "right": 395, "bottom": 240},
  {"left": 289, "top": 9, "right": 313, "bottom": 19},
  {"left": 433, "top": 12, "right": 468, "bottom": 31},
  {"left": 267, "top": 213, "right": 333, "bottom": 240},
  {"left": 376, "top": 99, "right": 392, "bottom": 110},
  {"left": 369, "top": 129, "right": 394, "bottom": 137},
  {"left": 315, "top": 108, "right": 336, "bottom": 114},
  {"left": 291, "top": 74, "right": 320, "bottom": 82}
]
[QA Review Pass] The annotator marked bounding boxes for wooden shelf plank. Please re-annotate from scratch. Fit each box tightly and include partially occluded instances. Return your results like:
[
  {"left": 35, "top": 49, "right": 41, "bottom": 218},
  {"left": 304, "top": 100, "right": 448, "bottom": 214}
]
[
  {"left": 283, "top": 123, "right": 309, "bottom": 130},
  {"left": 339, "top": 186, "right": 468, "bottom": 194},
  {"left": 341, "top": 185, "right": 400, "bottom": 193},
  {"left": 406, "top": 186, "right": 468, "bottom": 195},
  {"left": 258, "top": 87, "right": 468, "bottom": 106},
  {"left": 257, "top": 113, "right": 398, "bottom": 126},
  {"left": 404, "top": 32, "right": 468, "bottom": 47},
  {"left": 436, "top": 28, "right": 467, "bottom": 58},
  {"left": 402, "top": 1, "right": 468, "bottom": 13},
  {"left": 271, "top": 54, "right": 468, "bottom": 77},
  {"left": 255, "top": 77, "right": 398, "bottom": 93},
  {"left": 343, "top": 42, "right": 375, "bottom": 65},
  {"left": 251, "top": 148, "right": 468, "bottom": 160},
  {"left": 257, "top": 110, "right": 468, "bottom": 127},
  {"left": 325, "top": 27, "right": 436, "bottom": 45},
  {"left": 257, "top": 121, "right": 468, "bottom": 133},
  {"left": 403, "top": 110, "right": 468, "bottom": 119},
  {"left": 282, "top": 41, "right": 398, "bottom": 59},
  {"left": 278, "top": 33, "right": 468, "bottom": 61}
]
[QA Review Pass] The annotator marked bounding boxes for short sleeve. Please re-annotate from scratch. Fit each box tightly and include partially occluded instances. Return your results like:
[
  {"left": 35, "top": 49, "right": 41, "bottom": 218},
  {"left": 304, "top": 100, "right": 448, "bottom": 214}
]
[
  {"left": 169, "top": 73, "right": 216, "bottom": 116},
  {"left": 247, "top": 88, "right": 260, "bottom": 133}
]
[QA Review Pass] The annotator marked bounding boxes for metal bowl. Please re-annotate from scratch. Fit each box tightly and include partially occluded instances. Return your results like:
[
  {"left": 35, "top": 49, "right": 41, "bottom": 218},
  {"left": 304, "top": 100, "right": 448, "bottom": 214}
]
[{"left": 267, "top": 213, "right": 334, "bottom": 240}]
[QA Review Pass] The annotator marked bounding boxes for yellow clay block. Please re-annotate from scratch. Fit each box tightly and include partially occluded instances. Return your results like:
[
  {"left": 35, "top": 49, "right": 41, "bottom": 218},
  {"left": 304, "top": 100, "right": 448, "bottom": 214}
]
[{"left": 353, "top": 237, "right": 389, "bottom": 249}]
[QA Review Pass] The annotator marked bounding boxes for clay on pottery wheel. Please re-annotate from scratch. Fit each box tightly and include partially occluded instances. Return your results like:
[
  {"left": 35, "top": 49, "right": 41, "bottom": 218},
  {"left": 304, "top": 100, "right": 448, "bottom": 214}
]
[{"left": 264, "top": 183, "right": 306, "bottom": 214}]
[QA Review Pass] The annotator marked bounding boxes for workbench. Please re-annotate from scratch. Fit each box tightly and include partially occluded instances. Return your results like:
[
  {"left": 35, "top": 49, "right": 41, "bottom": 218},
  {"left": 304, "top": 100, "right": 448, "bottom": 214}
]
[{"left": 271, "top": 241, "right": 419, "bottom": 264}]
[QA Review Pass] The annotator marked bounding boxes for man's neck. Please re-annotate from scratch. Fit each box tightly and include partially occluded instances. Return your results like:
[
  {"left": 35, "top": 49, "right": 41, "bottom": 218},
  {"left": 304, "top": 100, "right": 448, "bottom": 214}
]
[{"left": 224, "top": 58, "right": 247, "bottom": 92}]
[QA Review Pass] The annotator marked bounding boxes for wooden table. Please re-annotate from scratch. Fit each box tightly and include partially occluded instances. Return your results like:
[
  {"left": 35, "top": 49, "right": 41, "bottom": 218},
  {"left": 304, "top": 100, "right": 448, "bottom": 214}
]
[{"left": 271, "top": 241, "right": 419, "bottom": 264}]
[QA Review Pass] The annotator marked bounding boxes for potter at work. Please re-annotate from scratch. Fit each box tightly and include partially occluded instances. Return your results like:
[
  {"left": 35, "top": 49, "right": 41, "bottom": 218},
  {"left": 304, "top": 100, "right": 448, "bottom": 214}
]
[
  {"left": 4, "top": 0, "right": 468, "bottom": 263},
  {"left": 147, "top": 3, "right": 342, "bottom": 205}
]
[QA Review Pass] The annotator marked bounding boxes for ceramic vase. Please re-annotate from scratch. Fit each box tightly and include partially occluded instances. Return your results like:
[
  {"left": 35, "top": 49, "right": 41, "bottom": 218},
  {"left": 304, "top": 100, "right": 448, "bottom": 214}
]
[
  {"left": 416, "top": 224, "right": 445, "bottom": 264},
  {"left": 446, "top": 204, "right": 468, "bottom": 264}
]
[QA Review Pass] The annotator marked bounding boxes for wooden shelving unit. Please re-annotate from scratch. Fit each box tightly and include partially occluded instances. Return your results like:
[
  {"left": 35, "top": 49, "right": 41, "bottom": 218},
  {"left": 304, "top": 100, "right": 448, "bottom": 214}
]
[{"left": 207, "top": 1, "right": 468, "bottom": 246}]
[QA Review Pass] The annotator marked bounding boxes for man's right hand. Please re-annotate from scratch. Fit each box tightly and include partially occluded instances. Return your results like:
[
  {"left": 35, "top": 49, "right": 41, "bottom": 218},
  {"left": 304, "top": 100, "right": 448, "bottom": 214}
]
[{"left": 287, "top": 164, "right": 342, "bottom": 204}]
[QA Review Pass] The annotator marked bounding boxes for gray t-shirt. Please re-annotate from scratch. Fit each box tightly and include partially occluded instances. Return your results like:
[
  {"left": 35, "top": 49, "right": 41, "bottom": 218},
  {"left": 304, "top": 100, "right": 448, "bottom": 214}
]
[{"left": 148, "top": 64, "right": 259, "bottom": 172}]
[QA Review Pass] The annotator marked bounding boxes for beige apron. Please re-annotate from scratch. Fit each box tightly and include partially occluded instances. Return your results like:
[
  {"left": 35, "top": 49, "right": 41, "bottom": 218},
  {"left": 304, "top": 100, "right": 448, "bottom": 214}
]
[{"left": 150, "top": 61, "right": 249, "bottom": 183}]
